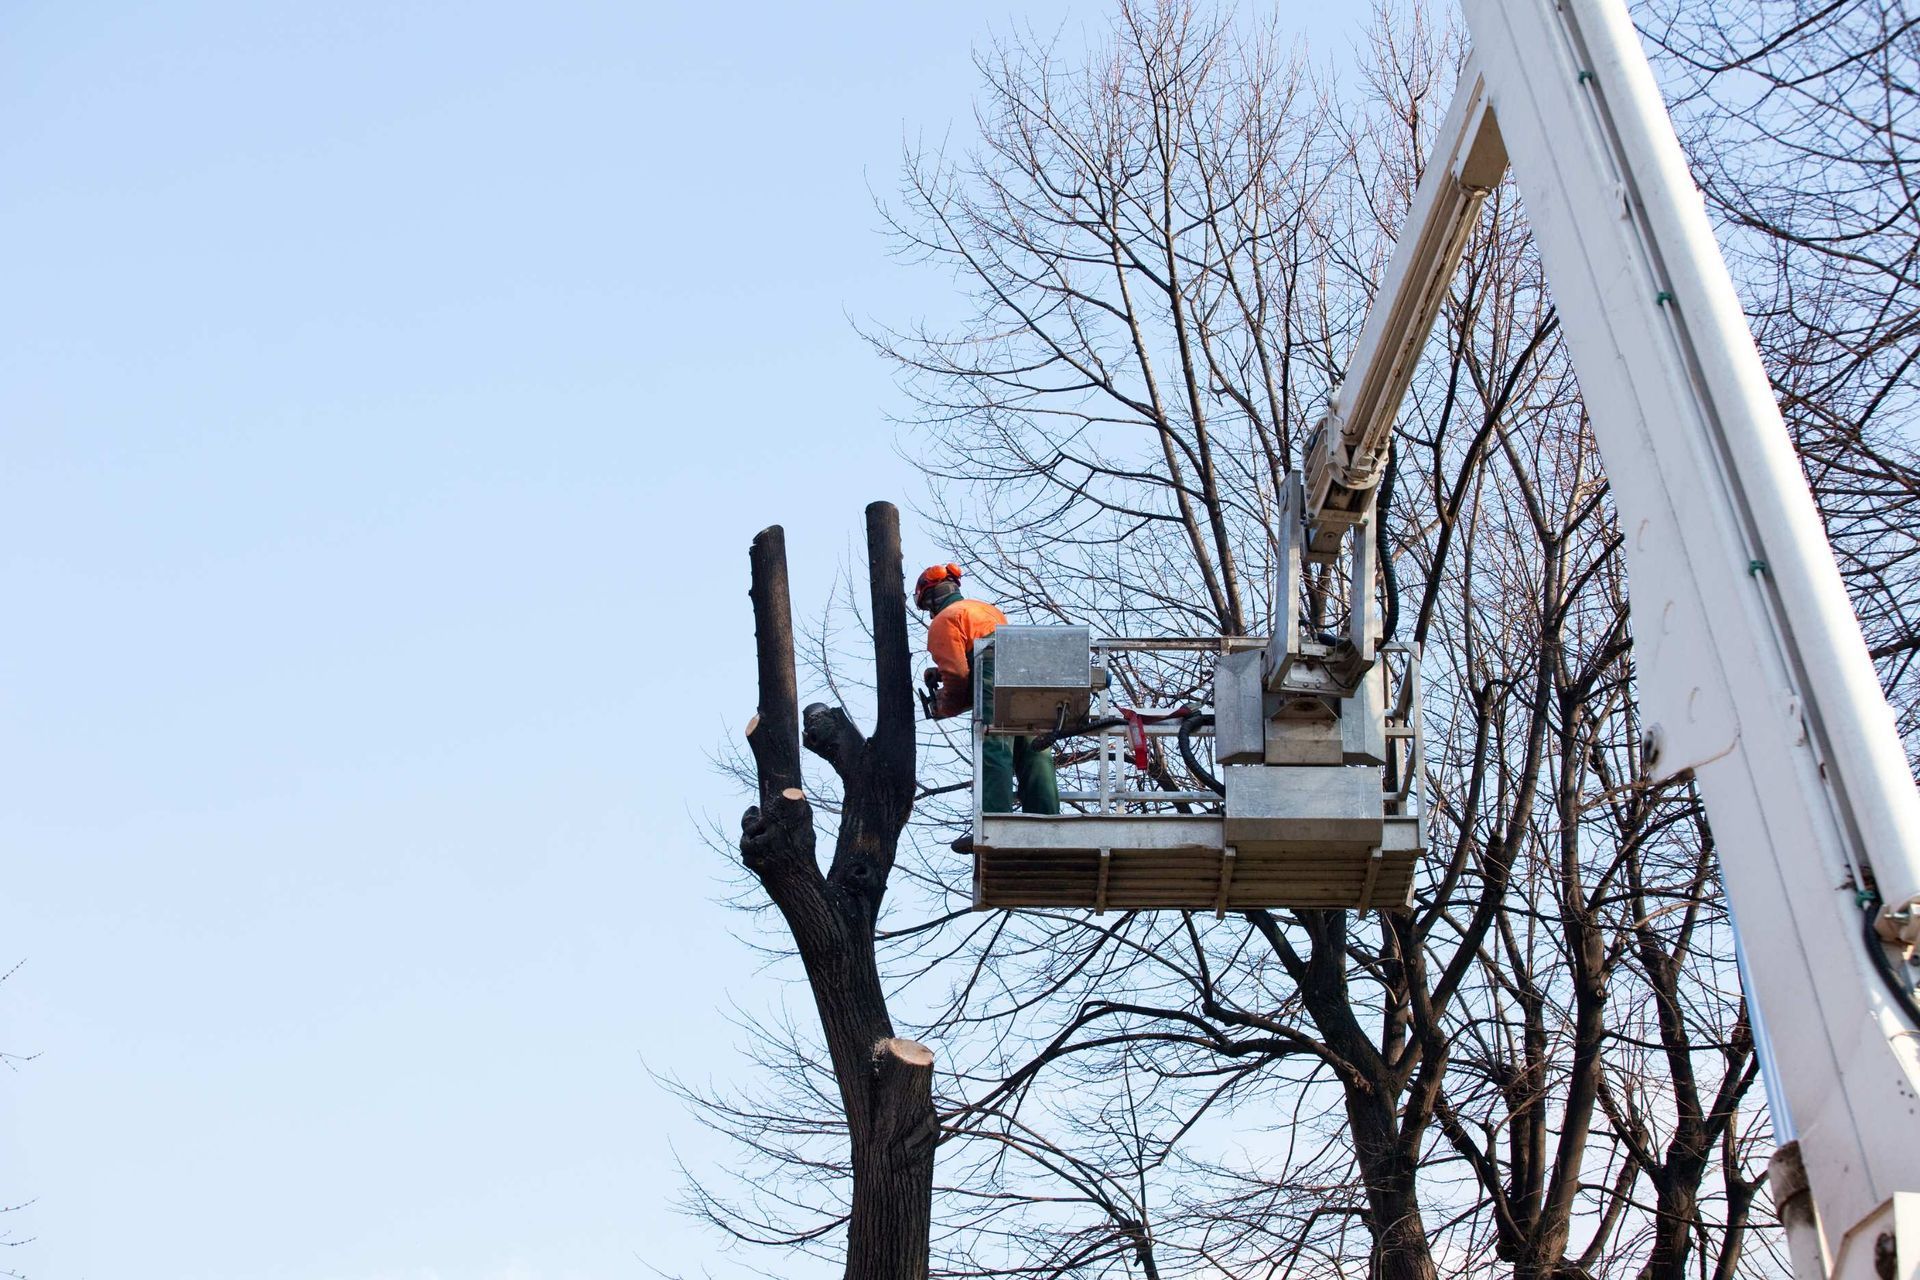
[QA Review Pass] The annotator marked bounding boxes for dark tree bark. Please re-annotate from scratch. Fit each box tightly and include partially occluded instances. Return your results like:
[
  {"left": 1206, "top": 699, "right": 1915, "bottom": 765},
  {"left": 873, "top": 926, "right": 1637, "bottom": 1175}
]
[{"left": 737, "top": 503, "right": 934, "bottom": 1280}]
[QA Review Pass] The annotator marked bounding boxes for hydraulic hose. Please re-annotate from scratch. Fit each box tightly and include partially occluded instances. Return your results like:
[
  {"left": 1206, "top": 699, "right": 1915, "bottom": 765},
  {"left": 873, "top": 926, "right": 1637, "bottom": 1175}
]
[
  {"left": 1178, "top": 712, "right": 1225, "bottom": 796},
  {"left": 1033, "top": 716, "right": 1125, "bottom": 753},
  {"left": 1860, "top": 894, "right": 1920, "bottom": 1031}
]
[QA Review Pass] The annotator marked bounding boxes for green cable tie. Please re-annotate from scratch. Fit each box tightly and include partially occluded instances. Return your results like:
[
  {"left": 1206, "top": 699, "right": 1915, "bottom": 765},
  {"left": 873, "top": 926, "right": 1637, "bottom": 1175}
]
[
  {"left": 1656, "top": 290, "right": 1674, "bottom": 305},
  {"left": 1748, "top": 559, "right": 1768, "bottom": 577}
]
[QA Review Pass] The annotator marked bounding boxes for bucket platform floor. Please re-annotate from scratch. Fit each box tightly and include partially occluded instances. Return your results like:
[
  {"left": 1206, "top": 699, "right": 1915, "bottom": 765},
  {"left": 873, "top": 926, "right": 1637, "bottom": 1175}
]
[{"left": 973, "top": 814, "right": 1421, "bottom": 912}]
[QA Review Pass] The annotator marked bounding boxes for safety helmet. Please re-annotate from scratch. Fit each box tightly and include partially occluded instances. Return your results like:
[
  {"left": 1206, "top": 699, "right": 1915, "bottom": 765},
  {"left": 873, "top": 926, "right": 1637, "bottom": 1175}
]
[{"left": 914, "top": 562, "right": 963, "bottom": 610}]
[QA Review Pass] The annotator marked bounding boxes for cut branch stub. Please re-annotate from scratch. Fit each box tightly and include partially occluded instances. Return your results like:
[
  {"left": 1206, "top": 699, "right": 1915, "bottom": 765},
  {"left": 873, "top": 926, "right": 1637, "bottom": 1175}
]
[
  {"left": 738, "top": 788, "right": 817, "bottom": 881},
  {"left": 870, "top": 1037, "right": 937, "bottom": 1148},
  {"left": 804, "top": 702, "right": 867, "bottom": 780},
  {"left": 874, "top": 1036, "right": 935, "bottom": 1070}
]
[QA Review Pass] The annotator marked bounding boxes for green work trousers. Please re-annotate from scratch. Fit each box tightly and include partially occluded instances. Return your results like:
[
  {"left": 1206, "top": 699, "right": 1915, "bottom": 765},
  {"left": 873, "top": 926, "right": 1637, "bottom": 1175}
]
[{"left": 978, "top": 652, "right": 1061, "bottom": 815}]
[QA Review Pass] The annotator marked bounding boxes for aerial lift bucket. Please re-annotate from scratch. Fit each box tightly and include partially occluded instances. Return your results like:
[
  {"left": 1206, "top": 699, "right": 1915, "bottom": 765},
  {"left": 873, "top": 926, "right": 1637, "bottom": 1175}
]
[{"left": 967, "top": 621, "right": 1426, "bottom": 914}]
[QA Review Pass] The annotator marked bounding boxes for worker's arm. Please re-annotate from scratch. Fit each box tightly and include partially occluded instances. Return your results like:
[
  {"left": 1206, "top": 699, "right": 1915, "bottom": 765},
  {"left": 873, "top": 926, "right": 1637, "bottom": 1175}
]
[
  {"left": 926, "top": 615, "right": 975, "bottom": 720},
  {"left": 932, "top": 668, "right": 973, "bottom": 719}
]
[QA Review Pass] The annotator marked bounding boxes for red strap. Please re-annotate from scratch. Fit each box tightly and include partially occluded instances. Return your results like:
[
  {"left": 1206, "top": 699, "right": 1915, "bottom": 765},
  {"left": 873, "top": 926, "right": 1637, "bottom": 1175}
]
[
  {"left": 1117, "top": 706, "right": 1196, "bottom": 770},
  {"left": 1120, "top": 708, "right": 1150, "bottom": 769}
]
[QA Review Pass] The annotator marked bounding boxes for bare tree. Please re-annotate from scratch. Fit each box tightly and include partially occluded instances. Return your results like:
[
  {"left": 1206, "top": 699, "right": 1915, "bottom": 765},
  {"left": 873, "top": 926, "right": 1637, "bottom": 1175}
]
[
  {"left": 720, "top": 502, "right": 936, "bottom": 1280},
  {"left": 857, "top": 4, "right": 1774, "bottom": 1276}
]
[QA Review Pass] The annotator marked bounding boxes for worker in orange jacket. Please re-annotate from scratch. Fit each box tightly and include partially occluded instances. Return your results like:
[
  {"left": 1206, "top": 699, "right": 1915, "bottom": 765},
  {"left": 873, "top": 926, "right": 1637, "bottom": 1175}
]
[{"left": 915, "top": 563, "right": 1060, "bottom": 818}]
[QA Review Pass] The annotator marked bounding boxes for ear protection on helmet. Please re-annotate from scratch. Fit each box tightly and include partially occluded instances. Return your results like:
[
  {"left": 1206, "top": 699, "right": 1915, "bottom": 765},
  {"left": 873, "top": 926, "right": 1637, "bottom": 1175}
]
[{"left": 914, "top": 562, "right": 964, "bottom": 609}]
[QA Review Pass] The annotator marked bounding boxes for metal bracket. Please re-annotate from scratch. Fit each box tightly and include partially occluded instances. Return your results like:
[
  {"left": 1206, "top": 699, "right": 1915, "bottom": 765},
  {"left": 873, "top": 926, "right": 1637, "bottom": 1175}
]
[
  {"left": 1357, "top": 846, "right": 1384, "bottom": 914},
  {"left": 1266, "top": 471, "right": 1378, "bottom": 699},
  {"left": 1214, "top": 845, "right": 1238, "bottom": 919}
]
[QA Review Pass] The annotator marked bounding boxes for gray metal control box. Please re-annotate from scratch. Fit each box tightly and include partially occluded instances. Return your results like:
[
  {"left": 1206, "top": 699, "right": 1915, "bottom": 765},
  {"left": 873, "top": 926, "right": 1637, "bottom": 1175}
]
[
  {"left": 1222, "top": 764, "right": 1385, "bottom": 850},
  {"left": 987, "top": 626, "right": 1092, "bottom": 732}
]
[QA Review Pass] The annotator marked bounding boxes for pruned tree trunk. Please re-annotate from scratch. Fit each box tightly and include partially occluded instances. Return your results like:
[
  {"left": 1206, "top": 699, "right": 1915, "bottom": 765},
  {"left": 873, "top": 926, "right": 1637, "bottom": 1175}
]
[{"left": 737, "top": 502, "right": 935, "bottom": 1280}]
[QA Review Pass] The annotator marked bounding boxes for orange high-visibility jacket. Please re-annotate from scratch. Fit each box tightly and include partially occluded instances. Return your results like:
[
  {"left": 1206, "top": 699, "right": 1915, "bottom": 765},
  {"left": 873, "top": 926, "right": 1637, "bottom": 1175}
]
[{"left": 928, "top": 598, "right": 1007, "bottom": 719}]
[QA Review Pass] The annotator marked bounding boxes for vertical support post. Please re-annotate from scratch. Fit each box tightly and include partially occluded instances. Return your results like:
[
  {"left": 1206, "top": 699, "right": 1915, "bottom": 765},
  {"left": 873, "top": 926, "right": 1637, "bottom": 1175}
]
[
  {"left": 1409, "top": 644, "right": 1426, "bottom": 835},
  {"left": 1105, "top": 729, "right": 1121, "bottom": 809},
  {"left": 971, "top": 638, "right": 987, "bottom": 834}
]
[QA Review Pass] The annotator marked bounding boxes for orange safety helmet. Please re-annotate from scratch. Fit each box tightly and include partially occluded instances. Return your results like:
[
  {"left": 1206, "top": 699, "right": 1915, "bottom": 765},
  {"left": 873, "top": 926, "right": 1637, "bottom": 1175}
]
[{"left": 914, "top": 562, "right": 963, "bottom": 610}]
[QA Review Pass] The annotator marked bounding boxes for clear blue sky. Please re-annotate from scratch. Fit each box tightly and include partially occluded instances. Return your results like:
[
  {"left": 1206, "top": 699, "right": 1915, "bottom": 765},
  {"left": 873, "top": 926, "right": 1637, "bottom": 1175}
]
[{"left": 0, "top": 3, "right": 1366, "bottom": 1278}]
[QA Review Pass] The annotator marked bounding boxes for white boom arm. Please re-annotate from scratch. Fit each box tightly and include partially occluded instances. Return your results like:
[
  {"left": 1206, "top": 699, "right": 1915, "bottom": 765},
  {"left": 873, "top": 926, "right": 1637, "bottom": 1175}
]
[{"left": 1322, "top": 2, "right": 1920, "bottom": 1275}]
